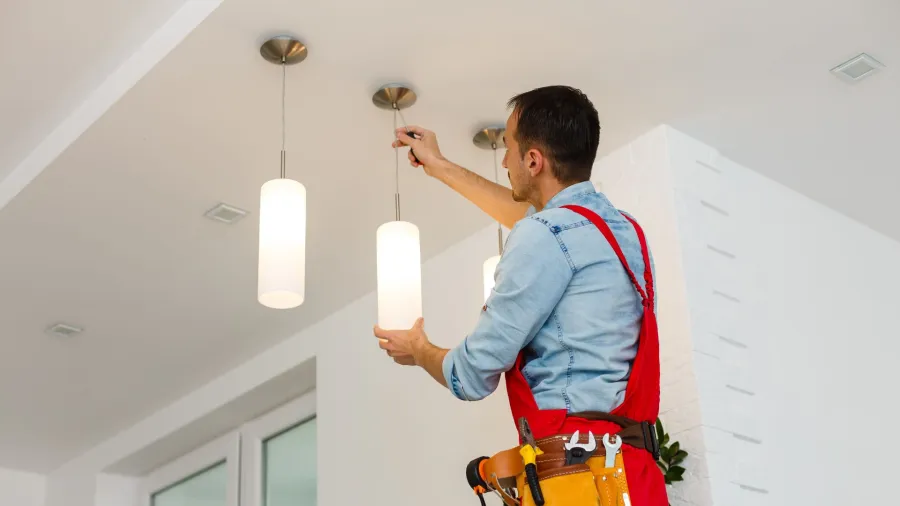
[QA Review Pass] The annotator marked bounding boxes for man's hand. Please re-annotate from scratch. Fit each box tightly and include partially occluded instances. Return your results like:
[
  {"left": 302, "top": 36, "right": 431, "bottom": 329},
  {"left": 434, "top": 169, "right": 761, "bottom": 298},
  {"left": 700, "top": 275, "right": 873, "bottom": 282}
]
[
  {"left": 374, "top": 318, "right": 428, "bottom": 364},
  {"left": 391, "top": 354, "right": 416, "bottom": 366},
  {"left": 392, "top": 126, "right": 447, "bottom": 177},
  {"left": 374, "top": 318, "right": 450, "bottom": 387},
  {"left": 393, "top": 125, "right": 529, "bottom": 230}
]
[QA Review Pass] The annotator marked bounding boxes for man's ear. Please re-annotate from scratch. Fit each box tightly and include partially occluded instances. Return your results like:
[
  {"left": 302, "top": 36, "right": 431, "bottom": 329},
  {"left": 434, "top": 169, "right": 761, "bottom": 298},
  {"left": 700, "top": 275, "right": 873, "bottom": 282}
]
[{"left": 527, "top": 148, "right": 545, "bottom": 177}]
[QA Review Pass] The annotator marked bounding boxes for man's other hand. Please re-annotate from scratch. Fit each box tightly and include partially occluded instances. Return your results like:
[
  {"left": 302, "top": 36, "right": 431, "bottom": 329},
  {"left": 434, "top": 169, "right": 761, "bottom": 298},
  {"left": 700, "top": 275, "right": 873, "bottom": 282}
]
[
  {"left": 391, "top": 355, "right": 416, "bottom": 366},
  {"left": 374, "top": 317, "right": 428, "bottom": 366}
]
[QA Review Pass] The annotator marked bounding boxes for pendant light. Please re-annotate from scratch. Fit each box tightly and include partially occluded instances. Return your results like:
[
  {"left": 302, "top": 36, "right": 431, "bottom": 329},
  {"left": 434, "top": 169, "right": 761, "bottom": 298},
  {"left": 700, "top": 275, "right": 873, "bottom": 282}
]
[
  {"left": 372, "top": 85, "right": 423, "bottom": 330},
  {"left": 473, "top": 127, "right": 506, "bottom": 302},
  {"left": 257, "top": 36, "right": 308, "bottom": 309}
]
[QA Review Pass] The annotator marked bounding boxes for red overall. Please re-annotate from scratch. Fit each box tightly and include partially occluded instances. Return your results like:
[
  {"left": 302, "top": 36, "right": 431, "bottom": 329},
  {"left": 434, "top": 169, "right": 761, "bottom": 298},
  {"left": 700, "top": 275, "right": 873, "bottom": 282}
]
[{"left": 504, "top": 205, "right": 668, "bottom": 505}]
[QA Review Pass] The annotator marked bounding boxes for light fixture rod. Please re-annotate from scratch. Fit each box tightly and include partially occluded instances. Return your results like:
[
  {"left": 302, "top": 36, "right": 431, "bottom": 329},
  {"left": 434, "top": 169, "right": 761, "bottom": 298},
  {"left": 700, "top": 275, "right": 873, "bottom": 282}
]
[
  {"left": 280, "top": 60, "right": 286, "bottom": 179},
  {"left": 396, "top": 107, "right": 411, "bottom": 134},
  {"left": 393, "top": 109, "right": 400, "bottom": 221},
  {"left": 493, "top": 148, "right": 503, "bottom": 254},
  {"left": 492, "top": 146, "right": 500, "bottom": 186},
  {"left": 474, "top": 126, "right": 507, "bottom": 255}
]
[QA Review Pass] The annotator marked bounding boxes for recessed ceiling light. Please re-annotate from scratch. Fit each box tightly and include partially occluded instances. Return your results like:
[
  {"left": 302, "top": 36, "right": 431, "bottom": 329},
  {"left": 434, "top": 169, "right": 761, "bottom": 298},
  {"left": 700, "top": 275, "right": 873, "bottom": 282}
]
[
  {"left": 47, "top": 323, "right": 83, "bottom": 338},
  {"left": 204, "top": 203, "right": 248, "bottom": 224},
  {"left": 831, "top": 53, "right": 884, "bottom": 82}
]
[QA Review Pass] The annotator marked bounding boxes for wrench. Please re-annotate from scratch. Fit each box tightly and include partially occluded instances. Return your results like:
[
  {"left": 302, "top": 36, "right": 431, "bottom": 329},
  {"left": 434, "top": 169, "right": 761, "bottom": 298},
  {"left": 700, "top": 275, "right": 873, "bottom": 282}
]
[
  {"left": 563, "top": 430, "right": 597, "bottom": 465},
  {"left": 602, "top": 433, "right": 623, "bottom": 468}
]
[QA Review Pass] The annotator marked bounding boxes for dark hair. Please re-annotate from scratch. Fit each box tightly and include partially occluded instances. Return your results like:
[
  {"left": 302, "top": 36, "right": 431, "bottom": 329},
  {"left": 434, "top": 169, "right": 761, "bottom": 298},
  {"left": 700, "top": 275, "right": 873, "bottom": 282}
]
[{"left": 508, "top": 86, "right": 600, "bottom": 183}]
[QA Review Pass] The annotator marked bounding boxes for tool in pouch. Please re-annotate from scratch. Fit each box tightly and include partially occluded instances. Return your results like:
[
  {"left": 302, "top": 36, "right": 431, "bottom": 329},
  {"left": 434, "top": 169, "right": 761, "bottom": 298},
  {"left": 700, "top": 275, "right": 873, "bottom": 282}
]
[
  {"left": 593, "top": 433, "right": 632, "bottom": 506},
  {"left": 602, "top": 433, "right": 621, "bottom": 468},
  {"left": 465, "top": 455, "right": 520, "bottom": 506},
  {"left": 518, "top": 417, "right": 545, "bottom": 506},
  {"left": 564, "top": 430, "right": 597, "bottom": 465}
]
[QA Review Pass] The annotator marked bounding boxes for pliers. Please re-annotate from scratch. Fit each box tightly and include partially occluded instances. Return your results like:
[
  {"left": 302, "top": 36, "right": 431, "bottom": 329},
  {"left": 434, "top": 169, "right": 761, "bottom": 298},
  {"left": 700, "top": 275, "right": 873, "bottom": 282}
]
[{"left": 517, "top": 417, "right": 545, "bottom": 506}]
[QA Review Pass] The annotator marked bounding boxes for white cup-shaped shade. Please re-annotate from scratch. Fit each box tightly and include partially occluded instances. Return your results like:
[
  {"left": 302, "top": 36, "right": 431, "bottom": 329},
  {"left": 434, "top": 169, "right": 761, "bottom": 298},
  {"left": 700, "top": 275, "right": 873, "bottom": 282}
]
[
  {"left": 483, "top": 255, "right": 501, "bottom": 302},
  {"left": 258, "top": 178, "right": 307, "bottom": 309},
  {"left": 376, "top": 221, "right": 423, "bottom": 329}
]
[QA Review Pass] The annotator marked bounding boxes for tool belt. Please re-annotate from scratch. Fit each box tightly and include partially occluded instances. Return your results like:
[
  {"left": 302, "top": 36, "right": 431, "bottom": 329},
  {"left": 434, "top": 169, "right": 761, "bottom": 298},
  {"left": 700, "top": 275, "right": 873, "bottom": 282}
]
[
  {"left": 567, "top": 411, "right": 660, "bottom": 459},
  {"left": 466, "top": 414, "right": 658, "bottom": 506}
]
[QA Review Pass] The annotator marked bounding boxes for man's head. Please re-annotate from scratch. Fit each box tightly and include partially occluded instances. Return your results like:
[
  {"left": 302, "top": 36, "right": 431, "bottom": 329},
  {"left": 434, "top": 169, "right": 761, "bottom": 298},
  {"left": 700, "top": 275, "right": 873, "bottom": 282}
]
[{"left": 502, "top": 86, "right": 600, "bottom": 207}]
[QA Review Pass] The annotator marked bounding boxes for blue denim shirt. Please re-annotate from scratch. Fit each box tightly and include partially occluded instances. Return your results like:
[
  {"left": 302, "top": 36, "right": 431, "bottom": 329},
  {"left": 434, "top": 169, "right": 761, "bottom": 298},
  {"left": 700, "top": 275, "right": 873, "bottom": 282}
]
[{"left": 441, "top": 181, "right": 654, "bottom": 413}]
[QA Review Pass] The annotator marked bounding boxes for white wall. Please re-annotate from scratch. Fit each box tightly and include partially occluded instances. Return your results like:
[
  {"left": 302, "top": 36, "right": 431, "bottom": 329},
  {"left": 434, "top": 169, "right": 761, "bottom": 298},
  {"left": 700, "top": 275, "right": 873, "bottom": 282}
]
[
  {"left": 0, "top": 467, "right": 46, "bottom": 506},
  {"left": 667, "top": 127, "right": 900, "bottom": 505},
  {"left": 94, "top": 474, "right": 139, "bottom": 506}
]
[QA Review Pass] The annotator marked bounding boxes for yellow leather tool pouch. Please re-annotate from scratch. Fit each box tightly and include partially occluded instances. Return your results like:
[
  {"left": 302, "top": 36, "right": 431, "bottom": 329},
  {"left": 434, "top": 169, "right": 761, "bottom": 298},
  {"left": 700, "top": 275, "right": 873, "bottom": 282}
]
[
  {"left": 516, "top": 463, "right": 600, "bottom": 506},
  {"left": 588, "top": 452, "right": 631, "bottom": 506},
  {"left": 480, "top": 440, "right": 633, "bottom": 506}
]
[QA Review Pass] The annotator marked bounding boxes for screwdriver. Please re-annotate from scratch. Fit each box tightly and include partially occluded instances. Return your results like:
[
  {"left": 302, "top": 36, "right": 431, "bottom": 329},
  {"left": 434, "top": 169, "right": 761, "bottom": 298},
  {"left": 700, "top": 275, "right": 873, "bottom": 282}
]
[{"left": 396, "top": 108, "right": 420, "bottom": 165}]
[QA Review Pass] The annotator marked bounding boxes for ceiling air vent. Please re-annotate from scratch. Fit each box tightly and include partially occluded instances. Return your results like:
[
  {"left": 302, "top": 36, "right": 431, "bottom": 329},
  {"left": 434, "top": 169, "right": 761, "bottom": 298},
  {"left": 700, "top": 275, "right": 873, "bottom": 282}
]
[
  {"left": 204, "top": 203, "right": 248, "bottom": 224},
  {"left": 831, "top": 53, "right": 884, "bottom": 82},
  {"left": 47, "top": 323, "right": 83, "bottom": 338}
]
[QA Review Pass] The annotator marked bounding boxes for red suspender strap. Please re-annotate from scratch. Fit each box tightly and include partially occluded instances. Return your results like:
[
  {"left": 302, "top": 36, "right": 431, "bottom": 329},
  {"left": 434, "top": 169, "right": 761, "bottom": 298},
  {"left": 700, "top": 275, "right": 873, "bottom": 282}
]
[
  {"left": 561, "top": 204, "right": 660, "bottom": 423},
  {"left": 622, "top": 213, "right": 654, "bottom": 306},
  {"left": 561, "top": 205, "right": 650, "bottom": 306}
]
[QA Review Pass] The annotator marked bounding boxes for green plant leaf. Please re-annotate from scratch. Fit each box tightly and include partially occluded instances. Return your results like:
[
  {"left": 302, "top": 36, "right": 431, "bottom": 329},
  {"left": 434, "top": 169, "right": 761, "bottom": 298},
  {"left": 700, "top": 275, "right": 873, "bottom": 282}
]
[
  {"left": 660, "top": 446, "right": 672, "bottom": 463},
  {"left": 667, "top": 466, "right": 686, "bottom": 480},
  {"left": 656, "top": 418, "right": 689, "bottom": 490}
]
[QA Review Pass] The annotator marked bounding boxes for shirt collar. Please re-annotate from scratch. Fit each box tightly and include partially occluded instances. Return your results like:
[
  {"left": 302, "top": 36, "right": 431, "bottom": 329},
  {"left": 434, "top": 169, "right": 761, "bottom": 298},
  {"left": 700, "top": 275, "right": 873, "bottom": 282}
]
[{"left": 542, "top": 181, "right": 596, "bottom": 210}]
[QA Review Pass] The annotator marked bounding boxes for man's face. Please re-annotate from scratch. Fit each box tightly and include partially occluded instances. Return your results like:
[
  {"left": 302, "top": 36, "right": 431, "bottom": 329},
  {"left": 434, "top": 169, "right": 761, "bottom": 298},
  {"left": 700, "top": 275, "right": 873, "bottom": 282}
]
[{"left": 503, "top": 112, "right": 535, "bottom": 203}]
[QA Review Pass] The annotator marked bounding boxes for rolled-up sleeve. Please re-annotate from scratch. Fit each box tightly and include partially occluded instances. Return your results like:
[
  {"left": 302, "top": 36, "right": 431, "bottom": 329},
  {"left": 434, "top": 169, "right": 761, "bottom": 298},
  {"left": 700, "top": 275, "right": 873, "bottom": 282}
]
[{"left": 442, "top": 217, "right": 574, "bottom": 400}]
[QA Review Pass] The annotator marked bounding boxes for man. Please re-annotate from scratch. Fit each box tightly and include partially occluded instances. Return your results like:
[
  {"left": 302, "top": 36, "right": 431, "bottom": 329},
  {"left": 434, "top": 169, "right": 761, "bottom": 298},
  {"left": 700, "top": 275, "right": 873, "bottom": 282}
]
[{"left": 374, "top": 86, "right": 666, "bottom": 505}]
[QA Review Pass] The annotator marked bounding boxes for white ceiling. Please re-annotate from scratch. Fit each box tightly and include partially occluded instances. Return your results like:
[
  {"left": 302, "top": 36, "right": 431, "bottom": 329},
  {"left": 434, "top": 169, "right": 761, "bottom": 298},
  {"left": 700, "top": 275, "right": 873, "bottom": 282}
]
[
  {"left": 1, "top": 0, "right": 898, "bottom": 472},
  {"left": 0, "top": 0, "right": 189, "bottom": 183}
]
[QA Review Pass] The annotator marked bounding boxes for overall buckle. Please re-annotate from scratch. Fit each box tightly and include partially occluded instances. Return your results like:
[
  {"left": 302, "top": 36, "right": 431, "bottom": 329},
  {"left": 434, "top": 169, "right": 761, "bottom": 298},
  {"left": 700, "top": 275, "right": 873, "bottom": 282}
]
[{"left": 641, "top": 421, "right": 660, "bottom": 461}]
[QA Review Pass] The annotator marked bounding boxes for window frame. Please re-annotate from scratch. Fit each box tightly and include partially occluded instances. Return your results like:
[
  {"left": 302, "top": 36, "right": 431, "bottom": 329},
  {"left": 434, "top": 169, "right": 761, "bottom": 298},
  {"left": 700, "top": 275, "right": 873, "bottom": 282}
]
[
  {"left": 139, "top": 431, "right": 241, "bottom": 506},
  {"left": 239, "top": 390, "right": 316, "bottom": 506}
]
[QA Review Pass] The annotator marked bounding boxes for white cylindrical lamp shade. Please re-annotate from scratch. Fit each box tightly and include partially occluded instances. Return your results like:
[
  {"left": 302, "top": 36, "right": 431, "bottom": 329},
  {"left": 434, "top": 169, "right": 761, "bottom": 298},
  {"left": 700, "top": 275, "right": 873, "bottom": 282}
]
[
  {"left": 483, "top": 255, "right": 501, "bottom": 302},
  {"left": 376, "top": 221, "right": 423, "bottom": 329},
  {"left": 258, "top": 178, "right": 307, "bottom": 309}
]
